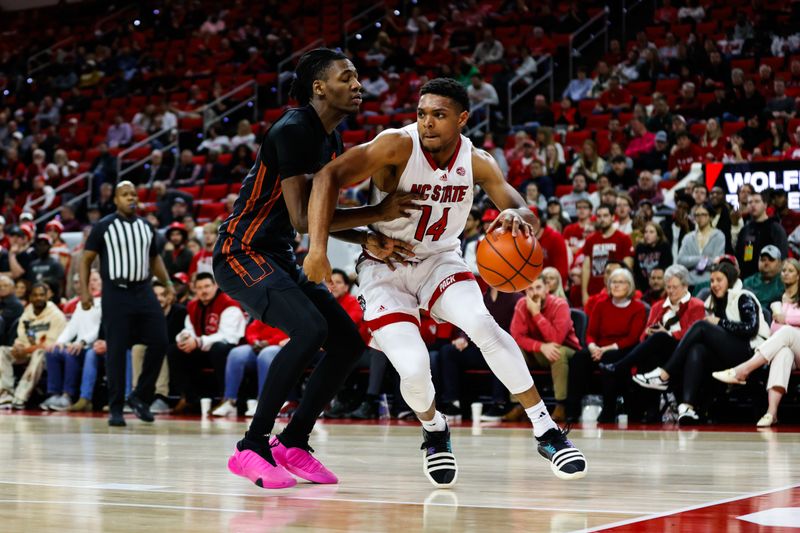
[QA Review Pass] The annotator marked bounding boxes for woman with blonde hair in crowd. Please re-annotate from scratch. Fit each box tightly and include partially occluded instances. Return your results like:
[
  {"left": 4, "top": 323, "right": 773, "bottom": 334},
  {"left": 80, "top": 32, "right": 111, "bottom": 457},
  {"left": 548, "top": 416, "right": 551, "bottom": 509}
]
[
  {"left": 700, "top": 117, "right": 726, "bottom": 161},
  {"left": 541, "top": 267, "right": 566, "bottom": 299},
  {"left": 713, "top": 258, "right": 800, "bottom": 427},
  {"left": 570, "top": 140, "right": 606, "bottom": 182},
  {"left": 535, "top": 126, "right": 565, "bottom": 165}
]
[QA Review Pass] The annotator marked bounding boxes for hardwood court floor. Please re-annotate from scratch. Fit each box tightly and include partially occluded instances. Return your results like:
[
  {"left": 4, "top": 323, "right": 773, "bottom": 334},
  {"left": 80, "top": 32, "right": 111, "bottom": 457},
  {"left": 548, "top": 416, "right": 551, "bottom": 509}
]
[{"left": 0, "top": 413, "right": 798, "bottom": 532}]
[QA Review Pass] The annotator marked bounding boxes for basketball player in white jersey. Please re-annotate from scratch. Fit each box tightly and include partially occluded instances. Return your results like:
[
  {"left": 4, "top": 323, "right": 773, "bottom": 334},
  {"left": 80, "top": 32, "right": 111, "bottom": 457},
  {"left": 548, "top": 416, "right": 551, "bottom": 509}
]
[{"left": 304, "top": 79, "right": 586, "bottom": 486}]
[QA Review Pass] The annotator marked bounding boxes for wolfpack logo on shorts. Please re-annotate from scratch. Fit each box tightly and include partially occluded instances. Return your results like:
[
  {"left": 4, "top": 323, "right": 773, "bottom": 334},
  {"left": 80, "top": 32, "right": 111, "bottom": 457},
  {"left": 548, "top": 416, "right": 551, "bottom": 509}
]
[{"left": 369, "top": 124, "right": 474, "bottom": 261}]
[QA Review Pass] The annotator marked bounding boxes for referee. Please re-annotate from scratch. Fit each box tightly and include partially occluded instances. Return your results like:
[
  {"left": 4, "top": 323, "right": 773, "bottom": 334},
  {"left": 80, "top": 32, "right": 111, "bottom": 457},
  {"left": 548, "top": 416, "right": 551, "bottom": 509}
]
[{"left": 80, "top": 180, "right": 170, "bottom": 427}]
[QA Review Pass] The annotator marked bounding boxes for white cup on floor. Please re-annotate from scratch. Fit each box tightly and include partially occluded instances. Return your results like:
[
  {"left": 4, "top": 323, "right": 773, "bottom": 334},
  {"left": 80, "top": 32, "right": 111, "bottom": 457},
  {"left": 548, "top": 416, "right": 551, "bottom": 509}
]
[
  {"left": 471, "top": 402, "right": 483, "bottom": 421},
  {"left": 200, "top": 398, "right": 212, "bottom": 416}
]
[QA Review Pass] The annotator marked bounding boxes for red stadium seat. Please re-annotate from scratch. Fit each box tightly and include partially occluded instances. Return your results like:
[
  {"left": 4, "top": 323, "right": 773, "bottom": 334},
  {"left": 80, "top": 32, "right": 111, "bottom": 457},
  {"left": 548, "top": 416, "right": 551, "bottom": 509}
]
[
  {"left": 179, "top": 117, "right": 203, "bottom": 130},
  {"left": 196, "top": 202, "right": 227, "bottom": 222},
  {"left": 732, "top": 58, "right": 755, "bottom": 73},
  {"left": 202, "top": 184, "right": 228, "bottom": 200},
  {"left": 578, "top": 99, "right": 598, "bottom": 116},
  {"left": 586, "top": 113, "right": 611, "bottom": 130},
  {"left": 342, "top": 130, "right": 367, "bottom": 144},
  {"left": 263, "top": 108, "right": 285, "bottom": 123},
  {"left": 179, "top": 186, "right": 201, "bottom": 199},
  {"left": 627, "top": 81, "right": 652, "bottom": 96},
  {"left": 761, "top": 57, "right": 786, "bottom": 73},
  {"left": 565, "top": 130, "right": 591, "bottom": 150},
  {"left": 365, "top": 115, "right": 391, "bottom": 126},
  {"left": 655, "top": 79, "right": 680, "bottom": 94}
]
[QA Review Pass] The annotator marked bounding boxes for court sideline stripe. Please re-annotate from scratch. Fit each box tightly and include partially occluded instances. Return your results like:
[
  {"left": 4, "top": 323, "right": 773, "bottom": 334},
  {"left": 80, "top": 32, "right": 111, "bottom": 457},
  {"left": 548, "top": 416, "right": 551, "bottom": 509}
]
[
  {"left": 0, "top": 499, "right": 254, "bottom": 513},
  {"left": 0, "top": 480, "right": 650, "bottom": 515},
  {"left": 576, "top": 482, "right": 800, "bottom": 532}
]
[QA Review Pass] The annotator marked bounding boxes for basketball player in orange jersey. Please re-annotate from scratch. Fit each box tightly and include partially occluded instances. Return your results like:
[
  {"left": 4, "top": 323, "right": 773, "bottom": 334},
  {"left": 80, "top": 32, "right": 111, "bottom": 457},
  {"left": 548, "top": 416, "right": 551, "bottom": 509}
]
[{"left": 304, "top": 78, "right": 587, "bottom": 486}]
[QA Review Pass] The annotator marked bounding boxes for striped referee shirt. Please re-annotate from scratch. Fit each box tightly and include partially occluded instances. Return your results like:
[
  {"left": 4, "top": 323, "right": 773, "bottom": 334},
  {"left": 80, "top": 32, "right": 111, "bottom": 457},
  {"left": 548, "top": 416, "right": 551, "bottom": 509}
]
[{"left": 85, "top": 213, "right": 158, "bottom": 287}]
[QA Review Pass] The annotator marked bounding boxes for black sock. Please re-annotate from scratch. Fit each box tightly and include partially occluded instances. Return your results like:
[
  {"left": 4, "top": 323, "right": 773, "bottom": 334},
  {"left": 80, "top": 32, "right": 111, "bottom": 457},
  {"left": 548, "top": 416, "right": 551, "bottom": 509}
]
[{"left": 276, "top": 431, "right": 309, "bottom": 450}]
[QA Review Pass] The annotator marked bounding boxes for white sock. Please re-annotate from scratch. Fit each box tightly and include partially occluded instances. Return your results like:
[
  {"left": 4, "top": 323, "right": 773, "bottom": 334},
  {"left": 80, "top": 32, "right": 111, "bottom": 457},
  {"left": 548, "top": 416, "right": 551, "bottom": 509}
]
[
  {"left": 525, "top": 401, "right": 559, "bottom": 438},
  {"left": 421, "top": 410, "right": 447, "bottom": 432}
]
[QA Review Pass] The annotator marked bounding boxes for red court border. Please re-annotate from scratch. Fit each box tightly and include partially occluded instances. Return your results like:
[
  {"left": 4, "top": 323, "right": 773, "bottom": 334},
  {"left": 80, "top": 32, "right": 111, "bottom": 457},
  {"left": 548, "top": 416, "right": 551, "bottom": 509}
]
[{"left": 585, "top": 484, "right": 800, "bottom": 532}]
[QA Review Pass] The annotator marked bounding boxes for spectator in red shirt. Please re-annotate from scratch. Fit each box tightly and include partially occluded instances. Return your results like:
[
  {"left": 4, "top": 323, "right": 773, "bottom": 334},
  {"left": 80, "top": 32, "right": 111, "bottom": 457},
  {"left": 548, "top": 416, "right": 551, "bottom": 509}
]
[
  {"left": 507, "top": 139, "right": 539, "bottom": 190},
  {"left": 525, "top": 26, "right": 556, "bottom": 57},
  {"left": 595, "top": 75, "right": 632, "bottom": 114},
  {"left": 510, "top": 277, "right": 581, "bottom": 422},
  {"left": 563, "top": 199, "right": 595, "bottom": 264},
  {"left": 581, "top": 204, "right": 634, "bottom": 303},
  {"left": 627, "top": 170, "right": 664, "bottom": 207},
  {"left": 668, "top": 131, "right": 703, "bottom": 179},
  {"left": 567, "top": 267, "right": 647, "bottom": 422},
  {"left": 531, "top": 209, "right": 569, "bottom": 283},
  {"left": 783, "top": 125, "right": 800, "bottom": 160}
]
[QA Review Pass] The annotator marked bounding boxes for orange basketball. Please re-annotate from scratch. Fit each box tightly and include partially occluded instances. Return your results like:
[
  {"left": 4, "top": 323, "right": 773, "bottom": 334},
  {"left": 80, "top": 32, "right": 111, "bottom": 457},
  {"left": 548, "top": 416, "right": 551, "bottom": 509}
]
[{"left": 476, "top": 230, "right": 544, "bottom": 293}]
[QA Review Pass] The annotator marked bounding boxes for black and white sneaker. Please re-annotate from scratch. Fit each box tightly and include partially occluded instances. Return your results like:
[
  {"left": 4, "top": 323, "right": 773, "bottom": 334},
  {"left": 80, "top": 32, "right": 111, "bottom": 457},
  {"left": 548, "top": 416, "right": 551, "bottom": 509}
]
[
  {"left": 632, "top": 368, "right": 669, "bottom": 391},
  {"left": 421, "top": 424, "right": 458, "bottom": 487},
  {"left": 536, "top": 427, "right": 587, "bottom": 480},
  {"left": 677, "top": 404, "right": 700, "bottom": 426}
]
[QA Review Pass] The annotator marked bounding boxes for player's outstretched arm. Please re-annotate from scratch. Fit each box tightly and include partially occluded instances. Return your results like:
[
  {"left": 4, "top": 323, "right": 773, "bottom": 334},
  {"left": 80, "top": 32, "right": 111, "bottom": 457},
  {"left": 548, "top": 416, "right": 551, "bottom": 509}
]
[
  {"left": 473, "top": 148, "right": 538, "bottom": 236},
  {"left": 304, "top": 130, "right": 412, "bottom": 282}
]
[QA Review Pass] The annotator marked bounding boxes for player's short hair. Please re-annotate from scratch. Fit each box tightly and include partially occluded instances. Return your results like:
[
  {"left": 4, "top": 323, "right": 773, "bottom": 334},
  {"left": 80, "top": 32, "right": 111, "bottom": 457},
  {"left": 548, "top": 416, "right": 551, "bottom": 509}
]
[
  {"left": 290, "top": 48, "right": 348, "bottom": 106},
  {"left": 419, "top": 78, "right": 470, "bottom": 113},
  {"left": 195, "top": 272, "right": 216, "bottom": 284}
]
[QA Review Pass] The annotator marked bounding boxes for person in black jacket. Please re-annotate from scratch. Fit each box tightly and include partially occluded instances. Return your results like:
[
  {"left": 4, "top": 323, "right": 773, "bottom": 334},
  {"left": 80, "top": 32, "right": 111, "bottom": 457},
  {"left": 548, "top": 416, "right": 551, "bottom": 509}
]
[
  {"left": 633, "top": 221, "right": 673, "bottom": 291},
  {"left": 0, "top": 274, "right": 23, "bottom": 344},
  {"left": 633, "top": 261, "right": 768, "bottom": 424},
  {"left": 736, "top": 190, "right": 788, "bottom": 279},
  {"left": 709, "top": 186, "right": 734, "bottom": 254},
  {"left": 161, "top": 222, "right": 194, "bottom": 277}
]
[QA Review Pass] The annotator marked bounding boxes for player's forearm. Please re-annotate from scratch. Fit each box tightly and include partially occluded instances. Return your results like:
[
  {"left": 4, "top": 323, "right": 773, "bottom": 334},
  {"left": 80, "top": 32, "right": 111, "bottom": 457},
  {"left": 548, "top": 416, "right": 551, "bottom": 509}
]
[
  {"left": 307, "top": 173, "right": 339, "bottom": 254},
  {"left": 330, "top": 229, "right": 370, "bottom": 246},
  {"left": 330, "top": 204, "right": 383, "bottom": 232}
]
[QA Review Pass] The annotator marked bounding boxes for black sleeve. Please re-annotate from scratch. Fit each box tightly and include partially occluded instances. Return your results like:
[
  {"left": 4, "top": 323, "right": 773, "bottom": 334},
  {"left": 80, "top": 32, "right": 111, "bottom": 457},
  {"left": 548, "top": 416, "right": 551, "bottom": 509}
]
[
  {"left": 271, "top": 123, "right": 318, "bottom": 179},
  {"left": 85, "top": 221, "right": 105, "bottom": 253},
  {"left": 773, "top": 222, "right": 789, "bottom": 258},
  {"left": 658, "top": 243, "right": 673, "bottom": 270},
  {"left": 719, "top": 293, "right": 760, "bottom": 338},
  {"left": 147, "top": 222, "right": 158, "bottom": 258}
]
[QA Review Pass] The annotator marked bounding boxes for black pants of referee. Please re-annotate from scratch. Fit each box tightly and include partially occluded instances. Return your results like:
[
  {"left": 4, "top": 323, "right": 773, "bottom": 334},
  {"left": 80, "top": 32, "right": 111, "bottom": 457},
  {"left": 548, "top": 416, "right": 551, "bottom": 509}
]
[
  {"left": 214, "top": 246, "right": 364, "bottom": 447},
  {"left": 102, "top": 283, "right": 168, "bottom": 413}
]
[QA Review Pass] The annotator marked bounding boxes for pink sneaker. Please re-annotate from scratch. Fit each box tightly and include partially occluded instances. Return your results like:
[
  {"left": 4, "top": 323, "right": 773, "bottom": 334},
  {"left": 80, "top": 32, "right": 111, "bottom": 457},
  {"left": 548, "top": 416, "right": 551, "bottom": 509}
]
[
  {"left": 270, "top": 436, "right": 339, "bottom": 484},
  {"left": 227, "top": 445, "right": 297, "bottom": 489}
]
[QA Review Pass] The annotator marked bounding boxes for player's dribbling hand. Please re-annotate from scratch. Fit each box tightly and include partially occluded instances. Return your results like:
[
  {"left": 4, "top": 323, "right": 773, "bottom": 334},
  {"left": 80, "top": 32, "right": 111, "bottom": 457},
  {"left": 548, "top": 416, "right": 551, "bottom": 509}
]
[
  {"left": 487, "top": 209, "right": 532, "bottom": 238},
  {"left": 365, "top": 231, "right": 415, "bottom": 271},
  {"left": 378, "top": 191, "right": 423, "bottom": 221},
  {"left": 303, "top": 251, "right": 332, "bottom": 283}
]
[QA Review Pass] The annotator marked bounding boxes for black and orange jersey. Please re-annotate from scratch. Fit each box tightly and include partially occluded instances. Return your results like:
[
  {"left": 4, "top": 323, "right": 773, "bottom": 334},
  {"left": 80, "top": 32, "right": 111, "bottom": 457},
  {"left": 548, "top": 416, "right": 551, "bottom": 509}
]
[{"left": 218, "top": 105, "right": 343, "bottom": 262}]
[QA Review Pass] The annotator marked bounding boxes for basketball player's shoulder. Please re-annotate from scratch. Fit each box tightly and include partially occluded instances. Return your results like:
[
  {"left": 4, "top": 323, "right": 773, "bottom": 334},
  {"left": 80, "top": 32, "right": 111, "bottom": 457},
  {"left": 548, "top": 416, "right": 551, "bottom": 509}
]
[
  {"left": 470, "top": 145, "right": 503, "bottom": 179},
  {"left": 369, "top": 127, "right": 413, "bottom": 159}
]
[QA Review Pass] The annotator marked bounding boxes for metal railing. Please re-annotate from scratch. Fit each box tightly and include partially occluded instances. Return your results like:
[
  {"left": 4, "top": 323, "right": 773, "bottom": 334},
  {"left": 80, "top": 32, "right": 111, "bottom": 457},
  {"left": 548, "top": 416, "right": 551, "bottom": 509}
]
[
  {"left": 568, "top": 7, "right": 610, "bottom": 80},
  {"left": 26, "top": 4, "right": 137, "bottom": 76},
  {"left": 116, "top": 129, "right": 178, "bottom": 184},
  {"left": 276, "top": 39, "right": 324, "bottom": 106},
  {"left": 465, "top": 101, "right": 493, "bottom": 137},
  {"left": 506, "top": 54, "right": 554, "bottom": 128},
  {"left": 203, "top": 80, "right": 259, "bottom": 134},
  {"left": 622, "top": 0, "right": 656, "bottom": 44},
  {"left": 32, "top": 172, "right": 93, "bottom": 225},
  {"left": 343, "top": 4, "right": 386, "bottom": 46}
]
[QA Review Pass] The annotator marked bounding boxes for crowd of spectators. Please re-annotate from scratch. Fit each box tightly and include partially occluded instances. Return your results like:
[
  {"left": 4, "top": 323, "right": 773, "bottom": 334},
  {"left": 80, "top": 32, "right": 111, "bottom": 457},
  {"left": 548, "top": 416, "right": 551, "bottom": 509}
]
[{"left": 2, "top": 0, "right": 800, "bottom": 426}]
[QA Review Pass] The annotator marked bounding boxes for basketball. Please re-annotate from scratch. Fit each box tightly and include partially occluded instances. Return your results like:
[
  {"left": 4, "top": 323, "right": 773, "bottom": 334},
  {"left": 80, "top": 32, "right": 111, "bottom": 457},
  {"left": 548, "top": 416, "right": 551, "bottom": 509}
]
[{"left": 476, "top": 230, "right": 544, "bottom": 292}]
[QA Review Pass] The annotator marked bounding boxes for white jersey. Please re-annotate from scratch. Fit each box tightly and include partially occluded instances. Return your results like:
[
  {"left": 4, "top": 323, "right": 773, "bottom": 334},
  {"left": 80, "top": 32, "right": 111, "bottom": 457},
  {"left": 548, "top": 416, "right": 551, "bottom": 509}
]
[{"left": 369, "top": 124, "right": 474, "bottom": 260}]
